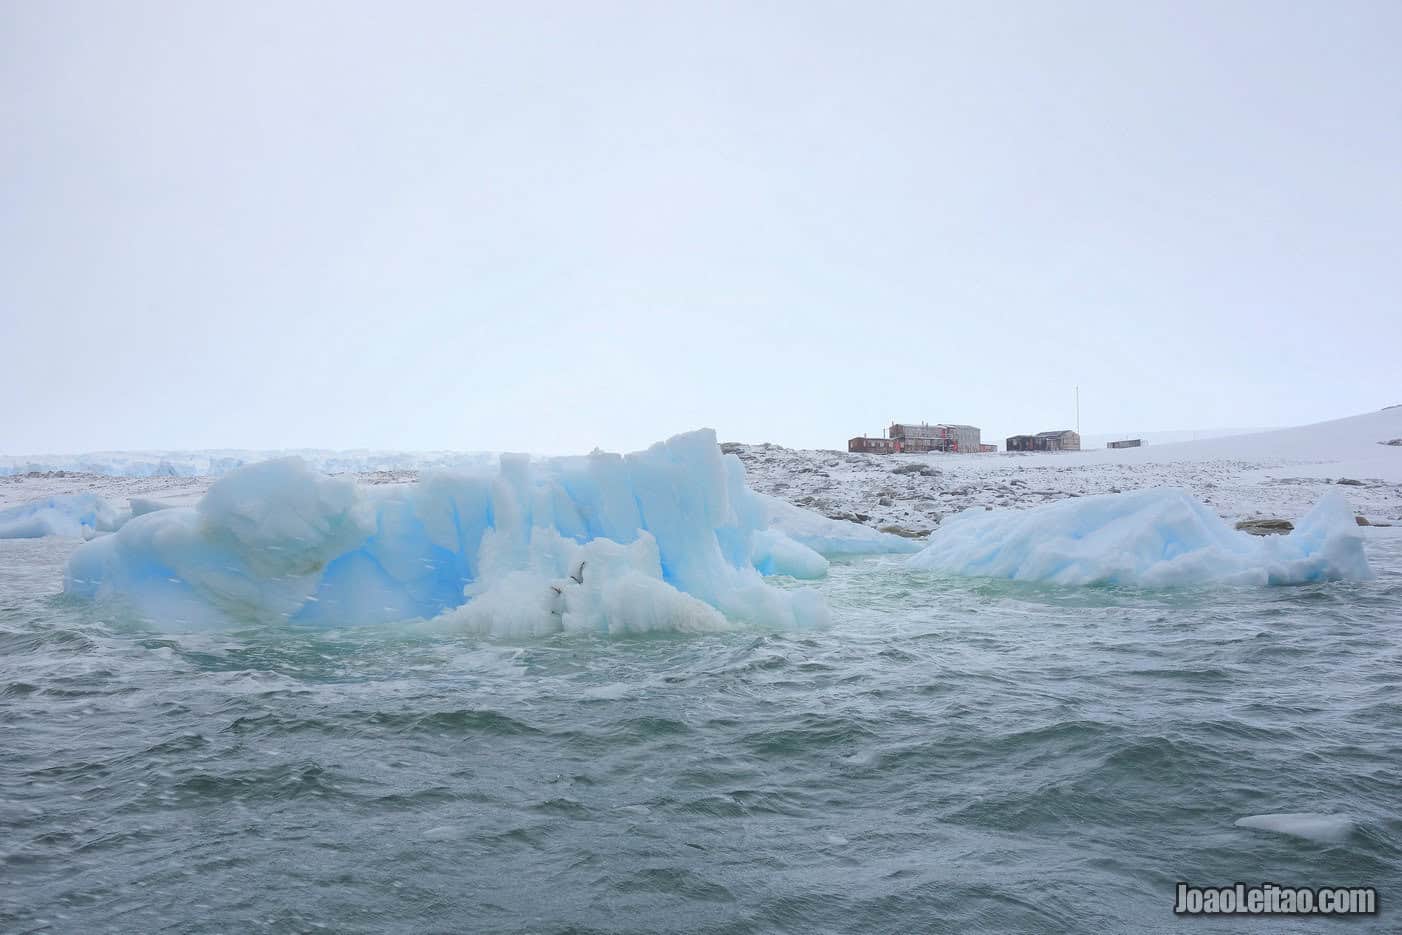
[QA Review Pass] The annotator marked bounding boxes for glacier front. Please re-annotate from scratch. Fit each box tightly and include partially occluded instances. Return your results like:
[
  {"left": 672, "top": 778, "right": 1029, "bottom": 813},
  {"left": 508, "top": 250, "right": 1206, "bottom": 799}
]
[
  {"left": 907, "top": 488, "right": 1372, "bottom": 587},
  {"left": 62, "top": 430, "right": 912, "bottom": 634}
]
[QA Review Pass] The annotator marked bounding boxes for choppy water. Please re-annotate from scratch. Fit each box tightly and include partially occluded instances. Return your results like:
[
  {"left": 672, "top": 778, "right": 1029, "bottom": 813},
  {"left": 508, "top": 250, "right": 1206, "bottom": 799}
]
[{"left": 3, "top": 536, "right": 1400, "bottom": 934}]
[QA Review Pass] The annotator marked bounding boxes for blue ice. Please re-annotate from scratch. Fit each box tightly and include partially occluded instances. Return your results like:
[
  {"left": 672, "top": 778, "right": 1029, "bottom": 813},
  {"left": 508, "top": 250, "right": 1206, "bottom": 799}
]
[
  {"left": 62, "top": 430, "right": 908, "bottom": 633},
  {"left": 907, "top": 488, "right": 1371, "bottom": 586}
]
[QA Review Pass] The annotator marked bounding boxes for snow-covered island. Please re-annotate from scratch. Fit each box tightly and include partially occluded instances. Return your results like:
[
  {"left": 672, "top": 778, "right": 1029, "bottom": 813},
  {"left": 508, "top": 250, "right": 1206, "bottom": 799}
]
[{"left": 730, "top": 407, "right": 1402, "bottom": 538}]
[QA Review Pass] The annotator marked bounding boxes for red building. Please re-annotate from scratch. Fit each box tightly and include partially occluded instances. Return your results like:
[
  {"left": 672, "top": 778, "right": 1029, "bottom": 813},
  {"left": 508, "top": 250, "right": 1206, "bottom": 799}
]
[
  {"left": 848, "top": 436, "right": 897, "bottom": 453},
  {"left": 849, "top": 421, "right": 984, "bottom": 454}
]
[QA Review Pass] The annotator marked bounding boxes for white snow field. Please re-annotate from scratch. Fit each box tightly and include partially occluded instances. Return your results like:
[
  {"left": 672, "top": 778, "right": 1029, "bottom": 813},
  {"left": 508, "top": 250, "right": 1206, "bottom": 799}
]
[
  {"left": 59, "top": 430, "right": 911, "bottom": 633},
  {"left": 907, "top": 488, "right": 1371, "bottom": 586}
]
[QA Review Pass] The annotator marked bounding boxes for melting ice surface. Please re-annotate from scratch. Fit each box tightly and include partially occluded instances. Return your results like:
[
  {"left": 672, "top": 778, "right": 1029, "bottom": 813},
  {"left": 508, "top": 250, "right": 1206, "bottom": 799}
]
[
  {"left": 908, "top": 488, "right": 1372, "bottom": 586},
  {"left": 62, "top": 430, "right": 914, "bottom": 634}
]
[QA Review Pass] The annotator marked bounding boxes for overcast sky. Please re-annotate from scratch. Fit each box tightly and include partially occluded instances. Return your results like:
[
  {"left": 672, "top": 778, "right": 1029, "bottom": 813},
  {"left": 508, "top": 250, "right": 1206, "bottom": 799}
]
[{"left": 3, "top": 1, "right": 1399, "bottom": 455}]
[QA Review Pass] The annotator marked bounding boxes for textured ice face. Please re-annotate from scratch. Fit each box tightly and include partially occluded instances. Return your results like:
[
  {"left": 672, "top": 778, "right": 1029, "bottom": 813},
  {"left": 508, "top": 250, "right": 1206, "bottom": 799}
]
[
  {"left": 61, "top": 430, "right": 875, "bottom": 632},
  {"left": 907, "top": 488, "right": 1372, "bottom": 586},
  {"left": 195, "top": 458, "right": 375, "bottom": 577}
]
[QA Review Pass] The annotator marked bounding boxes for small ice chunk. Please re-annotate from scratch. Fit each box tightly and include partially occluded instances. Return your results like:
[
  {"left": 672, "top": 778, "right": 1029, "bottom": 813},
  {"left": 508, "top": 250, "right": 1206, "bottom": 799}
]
[
  {"left": 421, "top": 825, "right": 462, "bottom": 841},
  {"left": 1234, "top": 813, "right": 1354, "bottom": 843}
]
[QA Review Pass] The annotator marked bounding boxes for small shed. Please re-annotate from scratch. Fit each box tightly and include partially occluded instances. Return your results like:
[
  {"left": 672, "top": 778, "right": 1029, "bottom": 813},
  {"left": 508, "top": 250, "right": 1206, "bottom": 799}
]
[
  {"left": 1037, "top": 430, "right": 1081, "bottom": 451},
  {"left": 848, "top": 436, "right": 896, "bottom": 454}
]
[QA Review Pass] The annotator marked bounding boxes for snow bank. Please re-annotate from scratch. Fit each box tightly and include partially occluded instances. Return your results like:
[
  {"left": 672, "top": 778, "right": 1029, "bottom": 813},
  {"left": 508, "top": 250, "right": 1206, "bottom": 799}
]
[
  {"left": 1234, "top": 813, "right": 1354, "bottom": 843},
  {"left": 0, "top": 494, "right": 126, "bottom": 539},
  {"left": 907, "top": 488, "right": 1371, "bottom": 586},
  {"left": 63, "top": 430, "right": 882, "bottom": 633}
]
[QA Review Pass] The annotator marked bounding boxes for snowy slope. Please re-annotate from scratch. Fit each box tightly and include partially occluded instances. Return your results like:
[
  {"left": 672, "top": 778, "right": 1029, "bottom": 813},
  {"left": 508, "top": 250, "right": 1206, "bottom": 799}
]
[
  {"left": 1079, "top": 426, "right": 1274, "bottom": 448},
  {"left": 1055, "top": 407, "right": 1402, "bottom": 478}
]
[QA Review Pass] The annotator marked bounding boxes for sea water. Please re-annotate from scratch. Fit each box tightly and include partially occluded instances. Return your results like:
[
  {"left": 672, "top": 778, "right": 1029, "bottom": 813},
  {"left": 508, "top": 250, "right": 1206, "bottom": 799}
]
[{"left": 3, "top": 535, "right": 1399, "bottom": 933}]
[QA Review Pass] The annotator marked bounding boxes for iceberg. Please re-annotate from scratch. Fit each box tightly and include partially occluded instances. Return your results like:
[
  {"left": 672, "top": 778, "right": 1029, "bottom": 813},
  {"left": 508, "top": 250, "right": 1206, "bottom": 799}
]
[
  {"left": 906, "top": 488, "right": 1371, "bottom": 586},
  {"left": 63, "top": 430, "right": 899, "bottom": 634},
  {"left": 0, "top": 493, "right": 127, "bottom": 540}
]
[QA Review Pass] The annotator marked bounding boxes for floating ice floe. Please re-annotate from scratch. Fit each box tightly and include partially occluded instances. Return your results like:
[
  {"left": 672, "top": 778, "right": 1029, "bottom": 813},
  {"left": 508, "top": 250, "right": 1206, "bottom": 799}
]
[
  {"left": 906, "top": 488, "right": 1371, "bottom": 586},
  {"left": 0, "top": 494, "right": 127, "bottom": 540},
  {"left": 1234, "top": 813, "right": 1355, "bottom": 843},
  {"left": 62, "top": 430, "right": 910, "bottom": 633}
]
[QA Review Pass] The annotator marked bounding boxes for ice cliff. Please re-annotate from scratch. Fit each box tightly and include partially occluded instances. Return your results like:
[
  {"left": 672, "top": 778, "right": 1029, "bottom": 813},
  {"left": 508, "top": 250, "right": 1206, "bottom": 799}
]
[
  {"left": 62, "top": 430, "right": 909, "bottom": 633},
  {"left": 907, "top": 488, "right": 1372, "bottom": 586}
]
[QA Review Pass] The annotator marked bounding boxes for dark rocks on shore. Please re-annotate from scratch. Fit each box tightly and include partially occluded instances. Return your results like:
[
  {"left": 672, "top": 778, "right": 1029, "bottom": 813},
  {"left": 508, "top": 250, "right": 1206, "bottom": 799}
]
[
  {"left": 891, "top": 463, "right": 938, "bottom": 477},
  {"left": 879, "top": 525, "right": 929, "bottom": 538}
]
